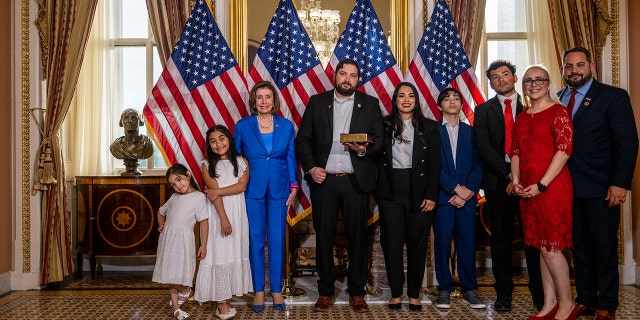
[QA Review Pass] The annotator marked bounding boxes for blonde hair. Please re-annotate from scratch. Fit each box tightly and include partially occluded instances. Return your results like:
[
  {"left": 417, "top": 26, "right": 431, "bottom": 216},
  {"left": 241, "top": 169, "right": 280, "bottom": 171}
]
[{"left": 521, "top": 64, "right": 561, "bottom": 108}]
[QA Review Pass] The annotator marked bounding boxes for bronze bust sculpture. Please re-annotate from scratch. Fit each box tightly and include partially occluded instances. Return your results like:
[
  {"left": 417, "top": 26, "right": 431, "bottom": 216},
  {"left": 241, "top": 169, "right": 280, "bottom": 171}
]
[{"left": 110, "top": 108, "right": 154, "bottom": 175}]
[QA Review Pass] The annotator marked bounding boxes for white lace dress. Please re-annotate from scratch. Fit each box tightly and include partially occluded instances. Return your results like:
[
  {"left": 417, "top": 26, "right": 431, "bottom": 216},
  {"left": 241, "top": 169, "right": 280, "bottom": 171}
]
[
  {"left": 152, "top": 191, "right": 208, "bottom": 287},
  {"left": 195, "top": 157, "right": 253, "bottom": 302}
]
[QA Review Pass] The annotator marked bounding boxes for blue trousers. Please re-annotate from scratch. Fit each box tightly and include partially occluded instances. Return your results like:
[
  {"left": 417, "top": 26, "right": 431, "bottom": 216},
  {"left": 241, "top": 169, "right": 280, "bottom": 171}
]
[
  {"left": 434, "top": 204, "right": 478, "bottom": 293},
  {"left": 246, "top": 195, "right": 287, "bottom": 293}
]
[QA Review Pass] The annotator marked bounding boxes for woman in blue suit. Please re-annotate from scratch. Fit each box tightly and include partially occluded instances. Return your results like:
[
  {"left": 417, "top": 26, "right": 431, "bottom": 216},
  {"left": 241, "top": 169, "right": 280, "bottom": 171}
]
[{"left": 234, "top": 81, "right": 299, "bottom": 312}]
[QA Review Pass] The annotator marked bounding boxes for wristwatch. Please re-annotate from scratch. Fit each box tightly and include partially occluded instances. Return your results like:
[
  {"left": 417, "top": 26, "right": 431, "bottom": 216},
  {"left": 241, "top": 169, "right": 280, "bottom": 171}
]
[{"left": 537, "top": 182, "right": 547, "bottom": 192}]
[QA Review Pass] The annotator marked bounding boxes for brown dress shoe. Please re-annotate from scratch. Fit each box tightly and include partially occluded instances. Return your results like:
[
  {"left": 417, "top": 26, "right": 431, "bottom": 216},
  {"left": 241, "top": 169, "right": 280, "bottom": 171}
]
[
  {"left": 594, "top": 310, "right": 615, "bottom": 320},
  {"left": 314, "top": 296, "right": 335, "bottom": 312},
  {"left": 575, "top": 303, "right": 596, "bottom": 317},
  {"left": 349, "top": 295, "right": 369, "bottom": 313}
]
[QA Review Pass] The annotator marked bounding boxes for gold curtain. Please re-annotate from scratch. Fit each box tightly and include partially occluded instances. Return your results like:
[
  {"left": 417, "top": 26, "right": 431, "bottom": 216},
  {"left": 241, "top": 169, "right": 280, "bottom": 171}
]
[
  {"left": 449, "top": 0, "right": 486, "bottom": 66},
  {"left": 146, "top": 0, "right": 196, "bottom": 67},
  {"left": 35, "top": 0, "right": 98, "bottom": 284},
  {"left": 547, "top": 0, "right": 611, "bottom": 74}
]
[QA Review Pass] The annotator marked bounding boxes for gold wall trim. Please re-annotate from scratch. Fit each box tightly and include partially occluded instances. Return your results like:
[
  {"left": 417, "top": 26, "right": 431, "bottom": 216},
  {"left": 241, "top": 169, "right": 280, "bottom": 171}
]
[
  {"left": 611, "top": 0, "right": 620, "bottom": 87},
  {"left": 230, "top": 0, "right": 247, "bottom": 73},
  {"left": 21, "top": 0, "right": 32, "bottom": 273},
  {"left": 423, "top": 0, "right": 428, "bottom": 30},
  {"left": 610, "top": 0, "right": 623, "bottom": 265},
  {"left": 391, "top": 0, "right": 409, "bottom": 73}
]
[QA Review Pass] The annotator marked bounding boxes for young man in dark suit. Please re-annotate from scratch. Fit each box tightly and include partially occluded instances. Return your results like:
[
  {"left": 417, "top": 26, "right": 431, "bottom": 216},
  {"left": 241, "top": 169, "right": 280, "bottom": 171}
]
[
  {"left": 560, "top": 47, "right": 638, "bottom": 320},
  {"left": 473, "top": 60, "right": 543, "bottom": 312},
  {"left": 296, "top": 58, "right": 384, "bottom": 313}
]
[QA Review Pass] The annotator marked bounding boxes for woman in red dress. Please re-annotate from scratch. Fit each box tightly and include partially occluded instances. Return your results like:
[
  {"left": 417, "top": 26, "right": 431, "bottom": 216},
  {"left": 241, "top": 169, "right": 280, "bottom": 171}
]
[{"left": 510, "top": 65, "right": 577, "bottom": 320}]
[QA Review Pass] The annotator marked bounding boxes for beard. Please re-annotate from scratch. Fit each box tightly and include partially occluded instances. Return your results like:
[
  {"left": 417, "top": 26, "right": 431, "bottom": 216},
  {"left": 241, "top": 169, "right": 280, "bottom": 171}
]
[
  {"left": 563, "top": 71, "right": 593, "bottom": 88},
  {"left": 335, "top": 82, "right": 356, "bottom": 96}
]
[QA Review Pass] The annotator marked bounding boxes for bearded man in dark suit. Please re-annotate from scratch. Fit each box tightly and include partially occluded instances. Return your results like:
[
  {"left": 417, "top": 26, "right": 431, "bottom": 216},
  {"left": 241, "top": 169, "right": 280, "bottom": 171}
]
[
  {"left": 559, "top": 47, "right": 638, "bottom": 320},
  {"left": 296, "top": 58, "right": 384, "bottom": 313}
]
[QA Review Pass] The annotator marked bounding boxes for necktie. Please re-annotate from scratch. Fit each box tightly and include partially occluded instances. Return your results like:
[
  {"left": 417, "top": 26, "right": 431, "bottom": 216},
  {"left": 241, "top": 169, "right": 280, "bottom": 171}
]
[
  {"left": 567, "top": 89, "right": 577, "bottom": 117},
  {"left": 504, "top": 99, "right": 513, "bottom": 155}
]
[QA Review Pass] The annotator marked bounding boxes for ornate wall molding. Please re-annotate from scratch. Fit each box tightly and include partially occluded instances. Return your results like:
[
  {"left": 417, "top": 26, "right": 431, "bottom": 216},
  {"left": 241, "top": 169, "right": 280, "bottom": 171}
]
[
  {"left": 610, "top": 0, "right": 624, "bottom": 265},
  {"left": 21, "top": 0, "right": 32, "bottom": 273}
]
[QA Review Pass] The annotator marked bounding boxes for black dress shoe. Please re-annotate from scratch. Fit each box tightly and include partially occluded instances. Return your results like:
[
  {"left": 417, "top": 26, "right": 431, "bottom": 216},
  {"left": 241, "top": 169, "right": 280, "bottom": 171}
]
[
  {"left": 494, "top": 298, "right": 512, "bottom": 312},
  {"left": 387, "top": 303, "right": 401, "bottom": 310},
  {"left": 408, "top": 304, "right": 422, "bottom": 311}
]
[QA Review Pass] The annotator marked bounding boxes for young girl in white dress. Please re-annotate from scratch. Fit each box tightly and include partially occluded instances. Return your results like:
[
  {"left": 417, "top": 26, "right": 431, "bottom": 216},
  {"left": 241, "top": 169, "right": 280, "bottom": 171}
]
[
  {"left": 195, "top": 125, "right": 252, "bottom": 320},
  {"left": 152, "top": 164, "right": 209, "bottom": 320}
]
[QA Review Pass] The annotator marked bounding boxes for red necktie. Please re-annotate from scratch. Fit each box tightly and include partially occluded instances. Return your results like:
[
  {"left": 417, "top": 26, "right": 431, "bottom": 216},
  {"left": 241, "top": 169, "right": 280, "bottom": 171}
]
[
  {"left": 504, "top": 99, "right": 513, "bottom": 155},
  {"left": 567, "top": 89, "right": 577, "bottom": 117}
]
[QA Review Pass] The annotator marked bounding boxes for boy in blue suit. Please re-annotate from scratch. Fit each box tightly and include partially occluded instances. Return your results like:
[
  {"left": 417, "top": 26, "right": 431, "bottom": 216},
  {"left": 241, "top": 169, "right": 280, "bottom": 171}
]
[{"left": 433, "top": 88, "right": 485, "bottom": 310}]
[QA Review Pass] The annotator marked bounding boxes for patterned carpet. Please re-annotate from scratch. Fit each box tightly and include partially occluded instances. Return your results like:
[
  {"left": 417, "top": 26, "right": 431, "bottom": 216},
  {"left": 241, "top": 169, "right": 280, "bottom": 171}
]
[{"left": 0, "top": 269, "right": 633, "bottom": 319}]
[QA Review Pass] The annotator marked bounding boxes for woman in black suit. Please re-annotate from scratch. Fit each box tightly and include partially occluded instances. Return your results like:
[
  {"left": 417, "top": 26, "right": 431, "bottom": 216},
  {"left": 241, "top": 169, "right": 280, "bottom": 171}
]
[{"left": 376, "top": 82, "right": 441, "bottom": 311}]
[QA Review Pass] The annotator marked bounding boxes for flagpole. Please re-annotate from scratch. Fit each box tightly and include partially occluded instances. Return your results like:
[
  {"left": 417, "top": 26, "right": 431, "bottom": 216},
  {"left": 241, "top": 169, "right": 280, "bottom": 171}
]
[{"left": 282, "top": 224, "right": 305, "bottom": 297}]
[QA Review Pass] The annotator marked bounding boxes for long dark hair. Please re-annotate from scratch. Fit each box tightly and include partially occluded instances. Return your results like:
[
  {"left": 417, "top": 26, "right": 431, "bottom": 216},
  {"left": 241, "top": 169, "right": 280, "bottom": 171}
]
[
  {"left": 165, "top": 163, "right": 200, "bottom": 191},
  {"left": 384, "top": 82, "right": 428, "bottom": 146},
  {"left": 205, "top": 125, "right": 240, "bottom": 178}
]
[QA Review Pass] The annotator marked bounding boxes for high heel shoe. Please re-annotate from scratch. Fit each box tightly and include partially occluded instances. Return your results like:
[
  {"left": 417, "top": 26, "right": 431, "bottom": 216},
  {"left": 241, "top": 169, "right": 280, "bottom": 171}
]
[
  {"left": 251, "top": 304, "right": 265, "bottom": 313},
  {"left": 271, "top": 293, "right": 286, "bottom": 311},
  {"left": 553, "top": 304, "right": 578, "bottom": 320},
  {"left": 388, "top": 296, "right": 402, "bottom": 310},
  {"left": 527, "top": 304, "right": 558, "bottom": 320},
  {"left": 408, "top": 304, "right": 423, "bottom": 311}
]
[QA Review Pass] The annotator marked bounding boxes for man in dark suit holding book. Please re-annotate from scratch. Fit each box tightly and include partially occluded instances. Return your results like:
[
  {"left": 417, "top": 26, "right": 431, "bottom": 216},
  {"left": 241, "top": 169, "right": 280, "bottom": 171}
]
[{"left": 296, "top": 58, "right": 384, "bottom": 313}]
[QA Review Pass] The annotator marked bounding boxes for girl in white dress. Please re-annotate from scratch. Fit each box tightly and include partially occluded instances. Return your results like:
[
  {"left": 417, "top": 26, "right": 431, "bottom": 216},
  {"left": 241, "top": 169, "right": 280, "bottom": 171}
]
[
  {"left": 195, "top": 125, "right": 252, "bottom": 320},
  {"left": 152, "top": 164, "right": 209, "bottom": 320}
]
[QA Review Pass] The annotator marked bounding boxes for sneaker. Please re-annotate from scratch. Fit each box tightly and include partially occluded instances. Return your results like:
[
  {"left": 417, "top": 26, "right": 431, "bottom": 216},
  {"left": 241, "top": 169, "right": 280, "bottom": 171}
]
[
  {"left": 462, "top": 290, "right": 486, "bottom": 309},
  {"left": 435, "top": 290, "right": 451, "bottom": 309}
]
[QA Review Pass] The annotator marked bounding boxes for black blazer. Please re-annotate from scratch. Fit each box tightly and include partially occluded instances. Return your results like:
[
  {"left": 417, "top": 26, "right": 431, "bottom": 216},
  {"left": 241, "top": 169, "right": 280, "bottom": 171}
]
[
  {"left": 296, "top": 90, "right": 384, "bottom": 193},
  {"left": 558, "top": 80, "right": 638, "bottom": 198},
  {"left": 473, "top": 95, "right": 524, "bottom": 192},
  {"left": 375, "top": 118, "right": 441, "bottom": 211}
]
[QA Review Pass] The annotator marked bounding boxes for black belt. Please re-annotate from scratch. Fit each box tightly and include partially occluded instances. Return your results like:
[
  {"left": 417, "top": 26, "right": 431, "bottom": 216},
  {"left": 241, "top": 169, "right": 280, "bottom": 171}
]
[{"left": 328, "top": 173, "right": 352, "bottom": 177}]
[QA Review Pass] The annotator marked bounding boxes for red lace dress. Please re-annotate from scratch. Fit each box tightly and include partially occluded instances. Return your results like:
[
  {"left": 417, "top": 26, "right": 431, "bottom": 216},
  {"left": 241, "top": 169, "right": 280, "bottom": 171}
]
[{"left": 512, "top": 104, "right": 573, "bottom": 250}]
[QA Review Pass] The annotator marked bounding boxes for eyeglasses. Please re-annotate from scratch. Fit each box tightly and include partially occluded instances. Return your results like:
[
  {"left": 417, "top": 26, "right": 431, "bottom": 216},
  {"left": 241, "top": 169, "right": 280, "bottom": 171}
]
[{"left": 523, "top": 78, "right": 550, "bottom": 86}]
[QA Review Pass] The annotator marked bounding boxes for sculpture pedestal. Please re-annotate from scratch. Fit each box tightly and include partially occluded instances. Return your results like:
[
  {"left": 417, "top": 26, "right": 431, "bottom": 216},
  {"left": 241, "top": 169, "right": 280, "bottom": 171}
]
[{"left": 121, "top": 159, "right": 142, "bottom": 176}]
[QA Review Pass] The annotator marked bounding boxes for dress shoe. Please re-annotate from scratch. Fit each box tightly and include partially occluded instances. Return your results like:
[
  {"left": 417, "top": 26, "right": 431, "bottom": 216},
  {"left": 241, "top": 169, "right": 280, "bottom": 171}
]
[
  {"left": 494, "top": 297, "right": 512, "bottom": 312},
  {"left": 526, "top": 304, "right": 558, "bottom": 320},
  {"left": 574, "top": 303, "right": 596, "bottom": 317},
  {"left": 594, "top": 310, "right": 615, "bottom": 320},
  {"left": 314, "top": 295, "right": 335, "bottom": 312},
  {"left": 349, "top": 295, "right": 369, "bottom": 313}
]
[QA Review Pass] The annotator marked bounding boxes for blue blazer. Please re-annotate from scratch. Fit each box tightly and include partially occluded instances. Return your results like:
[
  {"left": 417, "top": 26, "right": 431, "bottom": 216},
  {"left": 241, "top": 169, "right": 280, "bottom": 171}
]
[
  {"left": 438, "top": 120, "right": 483, "bottom": 207},
  {"left": 558, "top": 80, "right": 638, "bottom": 198},
  {"left": 234, "top": 114, "right": 299, "bottom": 199}
]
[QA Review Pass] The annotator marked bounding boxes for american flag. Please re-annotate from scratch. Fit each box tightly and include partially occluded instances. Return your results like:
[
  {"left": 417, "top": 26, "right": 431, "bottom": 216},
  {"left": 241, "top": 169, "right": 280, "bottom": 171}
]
[
  {"left": 325, "top": 0, "right": 403, "bottom": 115},
  {"left": 404, "top": 0, "right": 484, "bottom": 123},
  {"left": 143, "top": 0, "right": 249, "bottom": 187},
  {"left": 247, "top": 0, "right": 333, "bottom": 226}
]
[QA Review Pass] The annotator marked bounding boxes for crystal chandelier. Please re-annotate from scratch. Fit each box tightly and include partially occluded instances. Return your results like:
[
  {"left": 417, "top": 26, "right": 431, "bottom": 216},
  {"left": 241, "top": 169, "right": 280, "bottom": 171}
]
[{"left": 297, "top": 0, "right": 341, "bottom": 66}]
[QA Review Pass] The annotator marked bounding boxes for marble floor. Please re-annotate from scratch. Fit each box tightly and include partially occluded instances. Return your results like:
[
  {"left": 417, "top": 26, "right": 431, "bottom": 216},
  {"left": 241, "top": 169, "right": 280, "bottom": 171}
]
[{"left": 1, "top": 271, "right": 640, "bottom": 319}]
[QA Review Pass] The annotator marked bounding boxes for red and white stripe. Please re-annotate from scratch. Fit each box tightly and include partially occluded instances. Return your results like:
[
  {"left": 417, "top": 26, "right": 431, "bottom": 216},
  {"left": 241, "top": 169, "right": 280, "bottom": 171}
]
[{"left": 143, "top": 59, "right": 249, "bottom": 187}]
